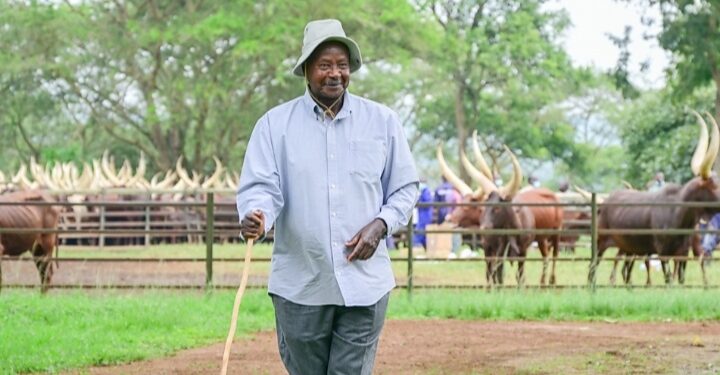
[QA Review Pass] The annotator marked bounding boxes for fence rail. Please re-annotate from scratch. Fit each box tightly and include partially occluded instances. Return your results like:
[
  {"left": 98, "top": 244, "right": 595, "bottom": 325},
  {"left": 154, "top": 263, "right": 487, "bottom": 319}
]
[{"left": 0, "top": 191, "right": 717, "bottom": 292}]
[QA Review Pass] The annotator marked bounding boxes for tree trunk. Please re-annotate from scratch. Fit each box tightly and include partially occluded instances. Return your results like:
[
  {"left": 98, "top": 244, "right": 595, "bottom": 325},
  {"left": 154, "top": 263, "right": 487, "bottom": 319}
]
[{"left": 454, "top": 79, "right": 469, "bottom": 183}]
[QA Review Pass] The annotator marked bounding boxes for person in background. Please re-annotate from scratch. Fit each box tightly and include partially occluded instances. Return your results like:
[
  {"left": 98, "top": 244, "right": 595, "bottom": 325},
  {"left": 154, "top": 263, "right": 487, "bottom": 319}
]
[
  {"left": 647, "top": 171, "right": 665, "bottom": 192},
  {"left": 558, "top": 180, "right": 569, "bottom": 193},
  {"left": 519, "top": 175, "right": 540, "bottom": 193},
  {"left": 236, "top": 19, "right": 419, "bottom": 374},
  {"left": 413, "top": 178, "right": 433, "bottom": 249},
  {"left": 434, "top": 176, "right": 458, "bottom": 224},
  {"left": 701, "top": 213, "right": 720, "bottom": 263},
  {"left": 529, "top": 175, "right": 540, "bottom": 188}
]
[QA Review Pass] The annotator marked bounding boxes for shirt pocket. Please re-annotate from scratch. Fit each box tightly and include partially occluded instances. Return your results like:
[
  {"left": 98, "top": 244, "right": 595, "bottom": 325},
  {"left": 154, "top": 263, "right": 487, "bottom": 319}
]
[{"left": 350, "top": 140, "right": 386, "bottom": 182}]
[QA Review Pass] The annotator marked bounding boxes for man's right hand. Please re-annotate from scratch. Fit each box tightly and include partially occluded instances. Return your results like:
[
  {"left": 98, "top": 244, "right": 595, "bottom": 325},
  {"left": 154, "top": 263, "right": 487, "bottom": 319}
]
[{"left": 241, "top": 210, "right": 265, "bottom": 240}]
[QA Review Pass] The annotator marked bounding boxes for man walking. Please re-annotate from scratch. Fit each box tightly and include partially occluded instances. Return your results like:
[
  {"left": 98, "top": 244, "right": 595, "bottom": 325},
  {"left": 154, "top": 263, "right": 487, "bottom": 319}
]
[{"left": 237, "top": 19, "right": 419, "bottom": 374}]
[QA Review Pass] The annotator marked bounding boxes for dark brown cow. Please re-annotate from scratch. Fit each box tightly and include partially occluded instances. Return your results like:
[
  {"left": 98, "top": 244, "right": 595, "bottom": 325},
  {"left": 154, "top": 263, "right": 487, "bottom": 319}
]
[
  {"left": 481, "top": 187, "right": 563, "bottom": 285},
  {"left": 592, "top": 111, "right": 720, "bottom": 286},
  {"left": 464, "top": 143, "right": 564, "bottom": 286},
  {"left": 480, "top": 190, "right": 535, "bottom": 285},
  {"left": 0, "top": 190, "right": 60, "bottom": 293}
]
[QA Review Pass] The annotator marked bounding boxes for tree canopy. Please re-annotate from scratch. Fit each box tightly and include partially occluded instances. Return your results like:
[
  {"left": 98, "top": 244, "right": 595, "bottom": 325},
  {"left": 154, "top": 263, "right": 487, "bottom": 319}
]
[{"left": 1, "top": 0, "right": 719, "bottom": 192}]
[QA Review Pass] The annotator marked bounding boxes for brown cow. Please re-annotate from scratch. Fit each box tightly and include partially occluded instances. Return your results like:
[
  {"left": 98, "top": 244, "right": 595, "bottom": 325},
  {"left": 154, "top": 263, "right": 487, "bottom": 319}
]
[
  {"left": 481, "top": 187, "right": 563, "bottom": 286},
  {"left": 480, "top": 190, "right": 535, "bottom": 285},
  {"left": 0, "top": 190, "right": 60, "bottom": 293},
  {"left": 472, "top": 146, "right": 563, "bottom": 286}
]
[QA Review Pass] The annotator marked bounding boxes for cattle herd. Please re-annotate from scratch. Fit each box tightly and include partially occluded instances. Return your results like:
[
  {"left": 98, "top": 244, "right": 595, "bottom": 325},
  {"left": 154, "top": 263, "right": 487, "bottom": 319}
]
[
  {"left": 436, "top": 111, "right": 720, "bottom": 287},
  {"left": 1, "top": 112, "right": 719, "bottom": 292},
  {"left": 0, "top": 152, "right": 240, "bottom": 292}
]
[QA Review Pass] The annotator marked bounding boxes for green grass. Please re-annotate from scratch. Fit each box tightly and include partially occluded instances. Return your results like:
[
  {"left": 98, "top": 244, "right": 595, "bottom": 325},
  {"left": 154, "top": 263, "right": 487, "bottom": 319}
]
[
  {"left": 387, "top": 289, "right": 720, "bottom": 321},
  {"left": 0, "top": 290, "right": 275, "bottom": 374},
  {"left": 55, "top": 241, "right": 718, "bottom": 288},
  {"left": 2, "top": 288, "right": 720, "bottom": 374}
]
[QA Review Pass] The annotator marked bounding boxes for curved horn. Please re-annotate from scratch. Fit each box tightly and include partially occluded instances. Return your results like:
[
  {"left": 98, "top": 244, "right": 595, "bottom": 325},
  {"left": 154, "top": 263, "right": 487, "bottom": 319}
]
[
  {"left": 436, "top": 146, "right": 473, "bottom": 197},
  {"left": 101, "top": 150, "right": 124, "bottom": 186},
  {"left": 498, "top": 145, "right": 523, "bottom": 198},
  {"left": 460, "top": 149, "right": 494, "bottom": 195},
  {"left": 155, "top": 170, "right": 177, "bottom": 189},
  {"left": 471, "top": 130, "right": 494, "bottom": 179},
  {"left": 621, "top": 180, "right": 635, "bottom": 190},
  {"left": 201, "top": 156, "right": 224, "bottom": 189},
  {"left": 76, "top": 162, "right": 94, "bottom": 189},
  {"left": 125, "top": 152, "right": 147, "bottom": 187},
  {"left": 224, "top": 171, "right": 238, "bottom": 190},
  {"left": 175, "top": 156, "right": 195, "bottom": 187},
  {"left": 573, "top": 185, "right": 592, "bottom": 202},
  {"left": 691, "top": 111, "right": 710, "bottom": 176},
  {"left": 700, "top": 112, "right": 720, "bottom": 179}
]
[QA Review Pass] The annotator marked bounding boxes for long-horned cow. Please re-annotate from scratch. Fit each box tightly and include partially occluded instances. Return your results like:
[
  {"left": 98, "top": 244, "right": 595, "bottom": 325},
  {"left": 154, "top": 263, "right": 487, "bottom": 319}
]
[
  {"left": 436, "top": 131, "right": 499, "bottom": 233},
  {"left": 592, "top": 111, "right": 720, "bottom": 285},
  {"left": 0, "top": 190, "right": 61, "bottom": 293},
  {"left": 471, "top": 147, "right": 563, "bottom": 286}
]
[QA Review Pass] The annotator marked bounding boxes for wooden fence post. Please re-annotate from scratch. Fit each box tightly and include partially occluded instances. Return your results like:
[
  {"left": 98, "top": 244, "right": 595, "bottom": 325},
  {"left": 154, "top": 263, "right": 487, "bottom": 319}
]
[
  {"left": 205, "top": 192, "right": 215, "bottom": 290},
  {"left": 144, "top": 192, "right": 151, "bottom": 247},
  {"left": 99, "top": 200, "right": 106, "bottom": 251},
  {"left": 588, "top": 193, "right": 598, "bottom": 291}
]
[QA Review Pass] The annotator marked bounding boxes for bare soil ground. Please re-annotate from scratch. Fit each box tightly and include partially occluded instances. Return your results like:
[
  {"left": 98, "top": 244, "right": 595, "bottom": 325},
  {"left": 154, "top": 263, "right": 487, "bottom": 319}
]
[
  {"left": 6, "top": 259, "right": 719, "bottom": 374},
  {"left": 64, "top": 320, "right": 720, "bottom": 375}
]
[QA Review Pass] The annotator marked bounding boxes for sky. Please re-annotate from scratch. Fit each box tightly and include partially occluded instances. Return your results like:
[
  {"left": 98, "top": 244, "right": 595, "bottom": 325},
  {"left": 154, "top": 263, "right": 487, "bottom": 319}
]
[{"left": 548, "top": 0, "right": 670, "bottom": 89}]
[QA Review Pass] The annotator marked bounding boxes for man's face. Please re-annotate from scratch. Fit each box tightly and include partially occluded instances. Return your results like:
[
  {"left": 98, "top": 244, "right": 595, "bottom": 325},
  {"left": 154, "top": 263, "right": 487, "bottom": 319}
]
[{"left": 305, "top": 42, "right": 350, "bottom": 102}]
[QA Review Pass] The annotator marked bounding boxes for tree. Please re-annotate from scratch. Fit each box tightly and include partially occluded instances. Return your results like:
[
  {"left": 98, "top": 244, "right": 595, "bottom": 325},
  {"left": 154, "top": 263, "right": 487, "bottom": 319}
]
[
  {"left": 0, "top": 2, "right": 84, "bottom": 171},
  {"left": 614, "top": 87, "right": 715, "bottom": 186},
  {"left": 412, "top": 0, "right": 586, "bottom": 182},
  {"left": 4, "top": 0, "right": 428, "bottom": 176},
  {"left": 626, "top": 0, "right": 720, "bottom": 118}
]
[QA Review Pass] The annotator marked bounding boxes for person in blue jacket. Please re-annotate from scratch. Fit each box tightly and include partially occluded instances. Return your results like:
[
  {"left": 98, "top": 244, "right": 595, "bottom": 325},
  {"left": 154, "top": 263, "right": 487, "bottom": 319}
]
[{"left": 413, "top": 179, "right": 433, "bottom": 248}]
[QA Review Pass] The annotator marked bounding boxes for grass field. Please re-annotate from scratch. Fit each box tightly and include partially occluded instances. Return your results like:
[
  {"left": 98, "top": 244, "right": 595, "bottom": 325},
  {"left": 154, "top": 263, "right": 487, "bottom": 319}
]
[
  {"left": 2, "top": 241, "right": 717, "bottom": 373},
  {"left": 54, "top": 240, "right": 718, "bottom": 288},
  {"left": 2, "top": 288, "right": 720, "bottom": 373}
]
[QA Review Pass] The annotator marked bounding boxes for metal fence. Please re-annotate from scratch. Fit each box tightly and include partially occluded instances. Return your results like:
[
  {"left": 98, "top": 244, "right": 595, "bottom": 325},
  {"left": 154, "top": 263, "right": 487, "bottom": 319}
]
[{"left": 1, "top": 191, "right": 719, "bottom": 292}]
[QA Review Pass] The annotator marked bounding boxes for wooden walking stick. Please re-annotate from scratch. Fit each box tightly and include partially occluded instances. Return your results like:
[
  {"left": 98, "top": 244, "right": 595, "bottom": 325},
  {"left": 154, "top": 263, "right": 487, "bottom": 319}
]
[{"left": 220, "top": 238, "right": 254, "bottom": 375}]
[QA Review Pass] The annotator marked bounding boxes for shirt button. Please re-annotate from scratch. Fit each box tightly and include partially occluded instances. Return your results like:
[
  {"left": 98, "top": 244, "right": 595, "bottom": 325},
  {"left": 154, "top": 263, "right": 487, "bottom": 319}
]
[
  {"left": 330, "top": 184, "right": 336, "bottom": 189},
  {"left": 332, "top": 212, "right": 336, "bottom": 217},
  {"left": 329, "top": 154, "right": 334, "bottom": 159}
]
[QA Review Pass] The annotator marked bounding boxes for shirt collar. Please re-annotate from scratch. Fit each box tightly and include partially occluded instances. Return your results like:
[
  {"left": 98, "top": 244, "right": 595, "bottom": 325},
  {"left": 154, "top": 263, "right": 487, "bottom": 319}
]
[{"left": 302, "top": 89, "right": 353, "bottom": 120}]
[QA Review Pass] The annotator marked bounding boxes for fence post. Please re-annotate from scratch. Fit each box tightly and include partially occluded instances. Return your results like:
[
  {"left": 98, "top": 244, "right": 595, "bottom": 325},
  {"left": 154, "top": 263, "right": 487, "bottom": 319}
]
[
  {"left": 407, "top": 216, "right": 414, "bottom": 298},
  {"left": 99, "top": 203, "right": 106, "bottom": 251},
  {"left": 588, "top": 192, "right": 598, "bottom": 291},
  {"left": 205, "top": 192, "right": 215, "bottom": 290},
  {"left": 144, "top": 192, "right": 151, "bottom": 247}
]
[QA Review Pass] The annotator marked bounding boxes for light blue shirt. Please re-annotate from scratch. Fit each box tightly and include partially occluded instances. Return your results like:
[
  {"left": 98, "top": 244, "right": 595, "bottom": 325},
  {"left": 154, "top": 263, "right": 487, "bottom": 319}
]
[{"left": 237, "top": 90, "right": 419, "bottom": 306}]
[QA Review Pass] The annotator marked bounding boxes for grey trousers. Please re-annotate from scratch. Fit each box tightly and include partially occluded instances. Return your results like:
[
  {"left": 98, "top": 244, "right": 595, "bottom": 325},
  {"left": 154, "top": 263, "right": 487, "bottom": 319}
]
[{"left": 270, "top": 293, "right": 390, "bottom": 375}]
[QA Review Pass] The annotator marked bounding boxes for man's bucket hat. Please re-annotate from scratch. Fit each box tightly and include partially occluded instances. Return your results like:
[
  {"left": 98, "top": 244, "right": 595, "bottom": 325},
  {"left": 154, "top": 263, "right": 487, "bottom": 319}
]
[{"left": 292, "top": 19, "right": 362, "bottom": 77}]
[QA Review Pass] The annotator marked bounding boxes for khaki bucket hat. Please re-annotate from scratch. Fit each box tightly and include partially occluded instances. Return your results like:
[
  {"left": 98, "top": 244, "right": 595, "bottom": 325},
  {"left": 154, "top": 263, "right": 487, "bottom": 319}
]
[{"left": 292, "top": 19, "right": 362, "bottom": 77}]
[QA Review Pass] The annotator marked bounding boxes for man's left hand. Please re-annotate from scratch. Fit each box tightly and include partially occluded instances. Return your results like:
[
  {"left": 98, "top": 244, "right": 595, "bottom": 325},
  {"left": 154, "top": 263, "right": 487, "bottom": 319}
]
[{"left": 345, "top": 218, "right": 387, "bottom": 261}]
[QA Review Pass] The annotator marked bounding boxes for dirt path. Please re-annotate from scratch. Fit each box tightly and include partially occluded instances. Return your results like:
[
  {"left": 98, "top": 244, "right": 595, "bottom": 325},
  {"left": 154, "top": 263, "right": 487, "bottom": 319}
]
[{"left": 65, "top": 320, "right": 720, "bottom": 374}]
